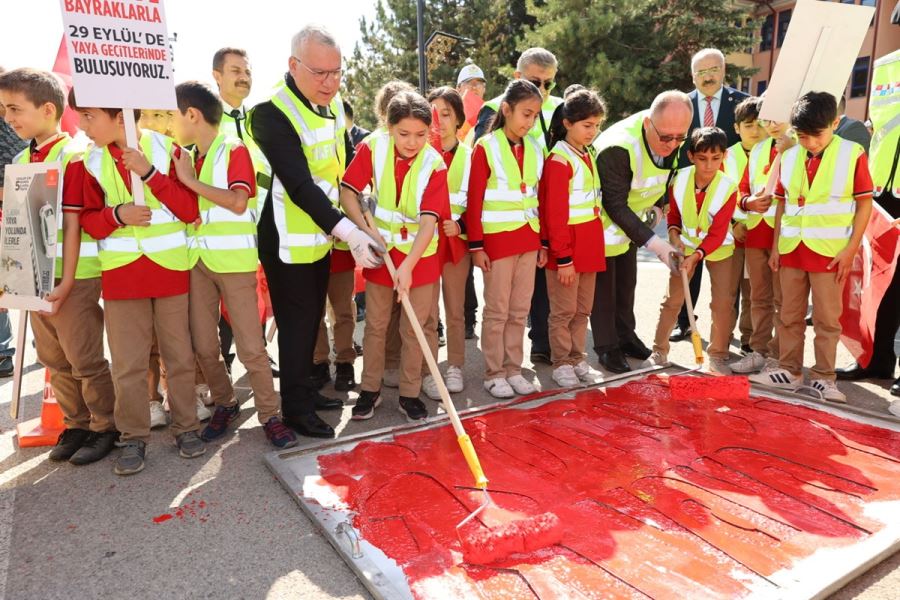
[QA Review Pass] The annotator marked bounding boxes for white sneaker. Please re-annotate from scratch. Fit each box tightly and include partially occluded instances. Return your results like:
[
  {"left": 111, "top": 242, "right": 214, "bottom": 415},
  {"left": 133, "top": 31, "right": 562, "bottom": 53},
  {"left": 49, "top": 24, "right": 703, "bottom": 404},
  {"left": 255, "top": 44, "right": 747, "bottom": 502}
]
[
  {"left": 749, "top": 367, "right": 802, "bottom": 390},
  {"left": 708, "top": 358, "right": 733, "bottom": 375},
  {"left": 196, "top": 398, "right": 212, "bottom": 421},
  {"left": 641, "top": 351, "right": 668, "bottom": 369},
  {"left": 421, "top": 375, "right": 441, "bottom": 401},
  {"left": 807, "top": 379, "right": 846, "bottom": 403},
  {"left": 382, "top": 368, "right": 400, "bottom": 388},
  {"left": 889, "top": 399, "right": 900, "bottom": 418},
  {"left": 484, "top": 377, "right": 515, "bottom": 399},
  {"left": 445, "top": 366, "right": 464, "bottom": 393},
  {"left": 552, "top": 365, "right": 580, "bottom": 388},
  {"left": 506, "top": 374, "right": 536, "bottom": 395},
  {"left": 195, "top": 383, "right": 212, "bottom": 406},
  {"left": 730, "top": 351, "right": 766, "bottom": 374},
  {"left": 762, "top": 357, "right": 780, "bottom": 372},
  {"left": 149, "top": 400, "right": 167, "bottom": 429},
  {"left": 573, "top": 361, "right": 592, "bottom": 380}
]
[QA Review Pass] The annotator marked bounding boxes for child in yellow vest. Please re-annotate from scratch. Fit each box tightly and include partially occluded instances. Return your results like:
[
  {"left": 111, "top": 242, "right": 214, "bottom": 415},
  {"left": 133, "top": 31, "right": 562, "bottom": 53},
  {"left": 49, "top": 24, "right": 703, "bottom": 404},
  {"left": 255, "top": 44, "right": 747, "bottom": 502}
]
[
  {"left": 0, "top": 69, "right": 116, "bottom": 464},
  {"left": 642, "top": 127, "right": 739, "bottom": 373},
  {"left": 170, "top": 81, "right": 298, "bottom": 449},
  {"left": 751, "top": 92, "right": 873, "bottom": 402}
]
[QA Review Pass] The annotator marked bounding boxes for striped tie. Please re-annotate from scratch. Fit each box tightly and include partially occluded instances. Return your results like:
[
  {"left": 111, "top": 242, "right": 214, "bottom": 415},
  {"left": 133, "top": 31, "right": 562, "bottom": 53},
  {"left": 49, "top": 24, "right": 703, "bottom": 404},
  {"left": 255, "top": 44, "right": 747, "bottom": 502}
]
[{"left": 703, "top": 96, "right": 714, "bottom": 127}]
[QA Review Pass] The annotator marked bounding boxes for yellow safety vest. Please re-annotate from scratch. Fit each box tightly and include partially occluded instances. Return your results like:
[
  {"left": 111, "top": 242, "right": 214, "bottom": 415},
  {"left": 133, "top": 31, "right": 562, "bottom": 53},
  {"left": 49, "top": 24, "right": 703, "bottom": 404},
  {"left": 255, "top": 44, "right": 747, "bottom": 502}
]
[
  {"left": 369, "top": 134, "right": 442, "bottom": 257},
  {"left": 593, "top": 110, "right": 672, "bottom": 257},
  {"left": 83, "top": 131, "right": 189, "bottom": 272},
  {"left": 15, "top": 135, "right": 101, "bottom": 279},
  {"left": 744, "top": 137, "right": 777, "bottom": 231},
  {"left": 484, "top": 93, "right": 563, "bottom": 154},
  {"left": 549, "top": 141, "right": 602, "bottom": 226},
  {"left": 477, "top": 131, "right": 543, "bottom": 235},
  {"left": 777, "top": 135, "right": 863, "bottom": 258},
  {"left": 248, "top": 81, "right": 346, "bottom": 264},
  {"left": 723, "top": 141, "right": 749, "bottom": 223},
  {"left": 220, "top": 104, "right": 271, "bottom": 221},
  {"left": 869, "top": 50, "right": 900, "bottom": 200},
  {"left": 671, "top": 167, "right": 737, "bottom": 262},
  {"left": 187, "top": 134, "right": 259, "bottom": 273},
  {"left": 446, "top": 142, "right": 473, "bottom": 241}
]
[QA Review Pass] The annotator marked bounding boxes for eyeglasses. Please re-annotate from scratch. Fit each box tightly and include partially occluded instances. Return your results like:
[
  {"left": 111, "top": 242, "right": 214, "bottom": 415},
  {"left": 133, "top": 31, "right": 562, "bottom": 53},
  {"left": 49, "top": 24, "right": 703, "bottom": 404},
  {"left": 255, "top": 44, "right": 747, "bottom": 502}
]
[
  {"left": 648, "top": 119, "right": 687, "bottom": 144},
  {"left": 757, "top": 119, "right": 773, "bottom": 127},
  {"left": 693, "top": 66, "right": 722, "bottom": 78},
  {"left": 292, "top": 56, "right": 343, "bottom": 82},
  {"left": 527, "top": 78, "right": 556, "bottom": 91}
]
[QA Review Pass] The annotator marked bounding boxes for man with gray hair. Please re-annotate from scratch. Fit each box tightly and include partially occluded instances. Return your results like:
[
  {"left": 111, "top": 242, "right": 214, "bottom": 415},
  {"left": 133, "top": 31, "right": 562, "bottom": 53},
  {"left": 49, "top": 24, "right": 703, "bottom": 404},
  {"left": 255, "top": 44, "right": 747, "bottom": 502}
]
[
  {"left": 589, "top": 90, "right": 691, "bottom": 374},
  {"left": 472, "top": 47, "right": 564, "bottom": 364},
  {"left": 247, "top": 25, "right": 385, "bottom": 441}
]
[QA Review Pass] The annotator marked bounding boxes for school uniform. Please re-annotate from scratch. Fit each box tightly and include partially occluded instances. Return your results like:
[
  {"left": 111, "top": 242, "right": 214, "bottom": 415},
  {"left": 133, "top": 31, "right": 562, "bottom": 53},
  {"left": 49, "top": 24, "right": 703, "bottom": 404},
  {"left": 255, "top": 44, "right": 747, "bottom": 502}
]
[{"left": 723, "top": 141, "right": 753, "bottom": 348}]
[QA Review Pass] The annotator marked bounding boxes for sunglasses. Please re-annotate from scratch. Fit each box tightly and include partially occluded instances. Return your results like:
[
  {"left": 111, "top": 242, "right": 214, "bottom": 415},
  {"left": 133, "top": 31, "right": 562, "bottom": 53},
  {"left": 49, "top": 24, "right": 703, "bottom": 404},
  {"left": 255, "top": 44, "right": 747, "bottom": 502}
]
[
  {"left": 527, "top": 78, "right": 556, "bottom": 91},
  {"left": 648, "top": 119, "right": 687, "bottom": 144}
]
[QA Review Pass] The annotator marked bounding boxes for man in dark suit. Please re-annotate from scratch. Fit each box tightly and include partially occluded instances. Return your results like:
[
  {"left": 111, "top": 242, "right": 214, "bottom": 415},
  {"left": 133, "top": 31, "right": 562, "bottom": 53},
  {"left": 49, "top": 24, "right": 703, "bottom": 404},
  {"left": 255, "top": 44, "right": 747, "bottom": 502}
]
[
  {"left": 670, "top": 48, "right": 749, "bottom": 345},
  {"left": 835, "top": 95, "right": 871, "bottom": 152}
]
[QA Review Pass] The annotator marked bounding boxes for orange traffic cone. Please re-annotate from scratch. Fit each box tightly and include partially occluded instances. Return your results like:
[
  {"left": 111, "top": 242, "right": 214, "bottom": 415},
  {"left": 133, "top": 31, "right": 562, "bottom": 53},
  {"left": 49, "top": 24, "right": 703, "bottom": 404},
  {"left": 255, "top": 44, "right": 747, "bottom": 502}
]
[{"left": 16, "top": 369, "right": 65, "bottom": 447}]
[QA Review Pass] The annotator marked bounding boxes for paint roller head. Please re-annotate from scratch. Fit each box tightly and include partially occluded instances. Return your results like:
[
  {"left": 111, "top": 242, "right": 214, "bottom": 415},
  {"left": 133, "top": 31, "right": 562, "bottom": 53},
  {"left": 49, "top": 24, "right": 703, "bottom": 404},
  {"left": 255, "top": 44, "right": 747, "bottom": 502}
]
[
  {"left": 460, "top": 512, "right": 563, "bottom": 565},
  {"left": 669, "top": 375, "right": 750, "bottom": 401}
]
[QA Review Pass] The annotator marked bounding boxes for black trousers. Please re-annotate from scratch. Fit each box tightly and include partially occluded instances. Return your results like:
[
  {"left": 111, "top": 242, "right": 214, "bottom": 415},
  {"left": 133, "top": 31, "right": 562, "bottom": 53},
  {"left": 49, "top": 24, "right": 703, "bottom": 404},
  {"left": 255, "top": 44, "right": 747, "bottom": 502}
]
[
  {"left": 591, "top": 244, "right": 639, "bottom": 353},
  {"left": 464, "top": 262, "right": 478, "bottom": 328},
  {"left": 260, "top": 252, "right": 330, "bottom": 416},
  {"left": 676, "top": 263, "right": 703, "bottom": 329},
  {"left": 528, "top": 267, "right": 551, "bottom": 353},
  {"left": 869, "top": 257, "right": 900, "bottom": 372}
]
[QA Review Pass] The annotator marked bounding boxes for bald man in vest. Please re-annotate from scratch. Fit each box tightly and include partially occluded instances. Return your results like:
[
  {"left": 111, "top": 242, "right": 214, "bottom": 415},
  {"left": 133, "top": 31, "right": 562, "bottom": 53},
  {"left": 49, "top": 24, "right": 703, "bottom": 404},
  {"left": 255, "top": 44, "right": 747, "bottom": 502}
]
[
  {"left": 591, "top": 91, "right": 689, "bottom": 373},
  {"left": 248, "top": 26, "right": 384, "bottom": 439}
]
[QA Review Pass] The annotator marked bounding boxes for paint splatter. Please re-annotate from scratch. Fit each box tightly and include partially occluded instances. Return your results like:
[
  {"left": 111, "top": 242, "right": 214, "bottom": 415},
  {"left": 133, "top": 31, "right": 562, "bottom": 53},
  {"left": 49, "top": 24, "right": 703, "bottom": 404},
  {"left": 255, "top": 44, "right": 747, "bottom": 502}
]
[
  {"left": 312, "top": 375, "right": 900, "bottom": 599},
  {"left": 151, "top": 499, "right": 211, "bottom": 525}
]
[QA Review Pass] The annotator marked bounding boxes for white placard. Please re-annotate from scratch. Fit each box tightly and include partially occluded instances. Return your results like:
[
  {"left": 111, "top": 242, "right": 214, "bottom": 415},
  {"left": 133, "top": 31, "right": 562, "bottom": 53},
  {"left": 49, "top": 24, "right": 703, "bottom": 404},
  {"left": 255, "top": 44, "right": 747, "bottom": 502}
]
[
  {"left": 59, "top": 0, "right": 176, "bottom": 110},
  {"left": 758, "top": 0, "right": 875, "bottom": 123},
  {"left": 0, "top": 162, "right": 61, "bottom": 312}
]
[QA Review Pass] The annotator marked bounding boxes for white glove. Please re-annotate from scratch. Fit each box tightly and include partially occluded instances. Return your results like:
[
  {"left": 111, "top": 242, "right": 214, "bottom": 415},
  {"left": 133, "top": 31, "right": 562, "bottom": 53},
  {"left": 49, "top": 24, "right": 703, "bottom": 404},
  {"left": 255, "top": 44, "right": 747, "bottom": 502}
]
[
  {"left": 645, "top": 234, "right": 680, "bottom": 274},
  {"left": 346, "top": 227, "right": 386, "bottom": 269}
]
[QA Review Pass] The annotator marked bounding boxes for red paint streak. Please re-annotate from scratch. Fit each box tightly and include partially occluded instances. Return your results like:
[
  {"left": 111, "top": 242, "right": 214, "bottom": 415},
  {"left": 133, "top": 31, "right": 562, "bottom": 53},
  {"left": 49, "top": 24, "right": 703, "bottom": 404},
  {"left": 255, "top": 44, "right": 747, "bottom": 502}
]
[
  {"left": 314, "top": 375, "right": 900, "bottom": 598},
  {"left": 151, "top": 499, "right": 213, "bottom": 525},
  {"left": 153, "top": 514, "right": 173, "bottom": 524},
  {"left": 669, "top": 374, "right": 750, "bottom": 401}
]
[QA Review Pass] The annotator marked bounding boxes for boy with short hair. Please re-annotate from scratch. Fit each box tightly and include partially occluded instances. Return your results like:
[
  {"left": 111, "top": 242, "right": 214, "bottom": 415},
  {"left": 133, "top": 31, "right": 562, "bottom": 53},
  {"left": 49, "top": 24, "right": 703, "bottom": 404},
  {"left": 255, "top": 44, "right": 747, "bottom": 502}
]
[
  {"left": 642, "top": 127, "right": 739, "bottom": 374},
  {"left": 170, "top": 81, "right": 297, "bottom": 448},
  {"left": 74, "top": 90, "right": 205, "bottom": 475},
  {"left": 751, "top": 91, "right": 873, "bottom": 403},
  {"left": 0, "top": 68, "right": 117, "bottom": 464}
]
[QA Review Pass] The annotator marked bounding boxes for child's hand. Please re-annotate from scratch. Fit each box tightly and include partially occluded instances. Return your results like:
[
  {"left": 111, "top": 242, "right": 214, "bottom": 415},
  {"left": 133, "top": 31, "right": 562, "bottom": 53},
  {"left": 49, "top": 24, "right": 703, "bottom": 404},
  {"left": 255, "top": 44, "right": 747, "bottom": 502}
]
[
  {"left": 557, "top": 264, "right": 575, "bottom": 287},
  {"left": 775, "top": 133, "right": 796, "bottom": 154},
  {"left": 668, "top": 230, "right": 685, "bottom": 252},
  {"left": 681, "top": 253, "right": 701, "bottom": 278},
  {"left": 472, "top": 250, "right": 491, "bottom": 272},
  {"left": 121, "top": 147, "right": 152, "bottom": 178},
  {"left": 828, "top": 246, "right": 856, "bottom": 286},
  {"left": 172, "top": 150, "right": 196, "bottom": 184},
  {"left": 732, "top": 222, "right": 747, "bottom": 243},
  {"left": 394, "top": 260, "right": 413, "bottom": 300},
  {"left": 118, "top": 203, "right": 152, "bottom": 226},
  {"left": 537, "top": 248, "right": 548, "bottom": 268},
  {"left": 745, "top": 192, "right": 772, "bottom": 213},
  {"left": 42, "top": 280, "right": 73, "bottom": 315},
  {"left": 768, "top": 248, "right": 780, "bottom": 273},
  {"left": 442, "top": 219, "right": 460, "bottom": 237}
]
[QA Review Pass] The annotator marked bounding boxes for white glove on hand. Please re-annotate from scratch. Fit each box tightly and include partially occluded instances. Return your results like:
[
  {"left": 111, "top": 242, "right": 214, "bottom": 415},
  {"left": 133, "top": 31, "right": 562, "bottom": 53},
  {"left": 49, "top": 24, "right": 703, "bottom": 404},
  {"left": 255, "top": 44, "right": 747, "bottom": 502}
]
[
  {"left": 645, "top": 234, "right": 680, "bottom": 274},
  {"left": 346, "top": 227, "right": 386, "bottom": 269}
]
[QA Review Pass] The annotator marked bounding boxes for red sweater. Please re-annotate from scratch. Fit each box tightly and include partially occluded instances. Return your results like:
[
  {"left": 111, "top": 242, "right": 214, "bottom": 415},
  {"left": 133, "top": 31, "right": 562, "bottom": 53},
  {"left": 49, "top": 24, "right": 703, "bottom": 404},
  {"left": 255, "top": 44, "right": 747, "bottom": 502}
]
[{"left": 739, "top": 144, "right": 777, "bottom": 250}]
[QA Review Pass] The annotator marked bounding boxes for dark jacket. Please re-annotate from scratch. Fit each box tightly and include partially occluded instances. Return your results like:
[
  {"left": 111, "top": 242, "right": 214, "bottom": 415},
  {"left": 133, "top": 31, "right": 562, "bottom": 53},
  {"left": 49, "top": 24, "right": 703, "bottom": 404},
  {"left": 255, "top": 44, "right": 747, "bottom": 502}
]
[
  {"left": 679, "top": 86, "right": 749, "bottom": 167},
  {"left": 835, "top": 115, "right": 871, "bottom": 153}
]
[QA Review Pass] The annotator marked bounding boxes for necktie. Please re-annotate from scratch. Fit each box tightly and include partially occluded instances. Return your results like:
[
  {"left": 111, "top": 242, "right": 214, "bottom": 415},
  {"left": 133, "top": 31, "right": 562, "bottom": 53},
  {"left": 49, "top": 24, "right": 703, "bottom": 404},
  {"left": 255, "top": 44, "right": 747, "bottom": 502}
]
[
  {"left": 230, "top": 109, "right": 244, "bottom": 140},
  {"left": 317, "top": 105, "right": 329, "bottom": 118},
  {"left": 703, "top": 96, "right": 714, "bottom": 128}
]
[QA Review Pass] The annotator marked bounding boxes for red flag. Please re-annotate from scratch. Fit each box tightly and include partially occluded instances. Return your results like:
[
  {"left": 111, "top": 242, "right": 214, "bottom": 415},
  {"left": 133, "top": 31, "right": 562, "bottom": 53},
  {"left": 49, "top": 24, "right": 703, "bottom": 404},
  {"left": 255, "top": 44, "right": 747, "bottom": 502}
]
[
  {"left": 839, "top": 204, "right": 900, "bottom": 367},
  {"left": 429, "top": 105, "right": 442, "bottom": 153},
  {"left": 52, "top": 36, "right": 79, "bottom": 136},
  {"left": 457, "top": 89, "right": 484, "bottom": 142}
]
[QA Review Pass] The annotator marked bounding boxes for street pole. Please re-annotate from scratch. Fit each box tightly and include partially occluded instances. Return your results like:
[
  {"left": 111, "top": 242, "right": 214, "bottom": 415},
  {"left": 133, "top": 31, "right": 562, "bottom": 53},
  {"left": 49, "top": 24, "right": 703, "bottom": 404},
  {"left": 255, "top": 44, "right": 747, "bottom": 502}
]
[{"left": 416, "top": 0, "right": 426, "bottom": 94}]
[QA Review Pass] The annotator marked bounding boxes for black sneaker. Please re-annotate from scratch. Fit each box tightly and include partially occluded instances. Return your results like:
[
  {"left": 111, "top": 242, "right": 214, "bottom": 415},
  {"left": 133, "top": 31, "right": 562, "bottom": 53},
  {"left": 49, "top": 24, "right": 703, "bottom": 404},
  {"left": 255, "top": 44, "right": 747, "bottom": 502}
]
[
  {"left": 0, "top": 356, "right": 12, "bottom": 378},
  {"left": 69, "top": 430, "right": 119, "bottom": 465},
  {"left": 530, "top": 350, "right": 552, "bottom": 365},
  {"left": 49, "top": 428, "right": 91, "bottom": 462},
  {"left": 114, "top": 441, "right": 146, "bottom": 475},
  {"left": 352, "top": 390, "right": 381, "bottom": 420},
  {"left": 334, "top": 362, "right": 356, "bottom": 391},
  {"left": 201, "top": 404, "right": 241, "bottom": 441},
  {"left": 437, "top": 320, "right": 446, "bottom": 347},
  {"left": 269, "top": 354, "right": 280, "bottom": 378},
  {"left": 309, "top": 362, "right": 331, "bottom": 389},
  {"left": 175, "top": 431, "right": 206, "bottom": 458},
  {"left": 398, "top": 396, "right": 428, "bottom": 422},
  {"left": 465, "top": 324, "right": 476, "bottom": 340}
]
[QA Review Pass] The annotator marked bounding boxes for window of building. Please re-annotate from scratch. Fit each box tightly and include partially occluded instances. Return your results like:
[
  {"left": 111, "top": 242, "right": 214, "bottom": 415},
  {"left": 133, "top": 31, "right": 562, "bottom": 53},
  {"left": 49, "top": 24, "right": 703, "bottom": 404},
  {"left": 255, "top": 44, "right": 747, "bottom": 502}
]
[
  {"left": 760, "top": 14, "right": 774, "bottom": 51},
  {"left": 777, "top": 10, "right": 792, "bottom": 47},
  {"left": 757, "top": 80, "right": 767, "bottom": 96},
  {"left": 860, "top": 0, "right": 876, "bottom": 5},
  {"left": 740, "top": 78, "right": 750, "bottom": 94},
  {"left": 840, "top": 0, "right": 857, "bottom": 4},
  {"left": 850, "top": 56, "right": 870, "bottom": 98}
]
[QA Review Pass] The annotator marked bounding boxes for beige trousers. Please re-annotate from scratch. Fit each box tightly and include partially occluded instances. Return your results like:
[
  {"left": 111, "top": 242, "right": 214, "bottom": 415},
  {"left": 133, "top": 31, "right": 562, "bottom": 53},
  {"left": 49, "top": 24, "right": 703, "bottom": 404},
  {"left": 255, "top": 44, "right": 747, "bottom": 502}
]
[{"left": 481, "top": 251, "right": 538, "bottom": 379}]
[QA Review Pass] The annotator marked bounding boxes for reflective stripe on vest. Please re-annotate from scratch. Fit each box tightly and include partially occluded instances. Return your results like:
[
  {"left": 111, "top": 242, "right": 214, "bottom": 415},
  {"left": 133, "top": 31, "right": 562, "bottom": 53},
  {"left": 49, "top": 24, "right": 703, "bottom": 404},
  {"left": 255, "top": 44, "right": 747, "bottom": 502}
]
[
  {"left": 550, "top": 141, "right": 602, "bottom": 225},
  {"left": 220, "top": 106, "right": 271, "bottom": 223},
  {"left": 15, "top": 135, "right": 101, "bottom": 279},
  {"left": 478, "top": 132, "right": 543, "bottom": 234},
  {"left": 251, "top": 82, "right": 346, "bottom": 263},
  {"left": 593, "top": 110, "right": 672, "bottom": 257},
  {"left": 869, "top": 50, "right": 900, "bottom": 198},
  {"left": 745, "top": 137, "right": 777, "bottom": 231},
  {"left": 724, "top": 141, "right": 749, "bottom": 223},
  {"left": 187, "top": 134, "right": 259, "bottom": 273},
  {"left": 777, "top": 136, "right": 862, "bottom": 257},
  {"left": 83, "top": 131, "right": 189, "bottom": 271},
  {"left": 369, "top": 134, "right": 441, "bottom": 256},
  {"left": 447, "top": 142, "right": 473, "bottom": 240},
  {"left": 672, "top": 167, "right": 736, "bottom": 262}
]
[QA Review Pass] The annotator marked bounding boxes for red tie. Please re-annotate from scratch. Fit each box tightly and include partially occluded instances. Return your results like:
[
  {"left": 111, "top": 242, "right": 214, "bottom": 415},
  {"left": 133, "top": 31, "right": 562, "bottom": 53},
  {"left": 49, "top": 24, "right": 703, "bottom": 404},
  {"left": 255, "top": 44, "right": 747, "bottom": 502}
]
[{"left": 704, "top": 96, "right": 714, "bottom": 127}]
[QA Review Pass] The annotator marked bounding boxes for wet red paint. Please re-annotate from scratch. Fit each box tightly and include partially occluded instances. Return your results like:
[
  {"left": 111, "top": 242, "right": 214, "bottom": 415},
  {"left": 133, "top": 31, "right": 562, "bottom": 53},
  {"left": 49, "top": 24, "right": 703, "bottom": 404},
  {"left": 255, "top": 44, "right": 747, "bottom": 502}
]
[
  {"left": 151, "top": 499, "right": 211, "bottom": 525},
  {"left": 152, "top": 514, "right": 173, "bottom": 524},
  {"left": 669, "top": 374, "right": 749, "bottom": 401},
  {"left": 314, "top": 375, "right": 900, "bottom": 598}
]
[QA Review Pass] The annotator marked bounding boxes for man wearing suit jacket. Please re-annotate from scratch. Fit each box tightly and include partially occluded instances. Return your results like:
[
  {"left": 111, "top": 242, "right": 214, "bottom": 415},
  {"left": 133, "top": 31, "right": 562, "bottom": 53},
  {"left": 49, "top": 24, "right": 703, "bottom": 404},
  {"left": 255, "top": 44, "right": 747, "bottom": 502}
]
[
  {"left": 835, "top": 95, "right": 871, "bottom": 153},
  {"left": 670, "top": 48, "right": 749, "bottom": 345}
]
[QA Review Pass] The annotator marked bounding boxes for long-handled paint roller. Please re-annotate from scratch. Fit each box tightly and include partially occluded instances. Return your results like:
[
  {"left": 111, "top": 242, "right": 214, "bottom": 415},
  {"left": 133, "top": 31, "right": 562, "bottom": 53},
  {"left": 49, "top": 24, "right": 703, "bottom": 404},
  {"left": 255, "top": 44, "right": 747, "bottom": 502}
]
[
  {"left": 674, "top": 253, "right": 704, "bottom": 367},
  {"left": 356, "top": 194, "right": 562, "bottom": 564}
]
